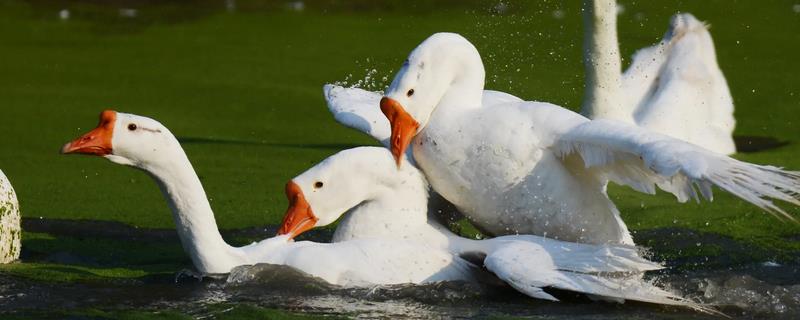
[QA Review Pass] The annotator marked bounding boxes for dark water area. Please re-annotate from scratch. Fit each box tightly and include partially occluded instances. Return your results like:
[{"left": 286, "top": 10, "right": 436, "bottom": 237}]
[
  {"left": 3, "top": 219, "right": 800, "bottom": 319},
  {"left": 3, "top": 261, "right": 800, "bottom": 319},
  {"left": 0, "top": 266, "right": 707, "bottom": 319}
]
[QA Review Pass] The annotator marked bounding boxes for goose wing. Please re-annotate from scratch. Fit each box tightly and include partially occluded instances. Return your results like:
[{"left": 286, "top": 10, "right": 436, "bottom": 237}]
[
  {"left": 552, "top": 119, "right": 799, "bottom": 220},
  {"left": 323, "top": 84, "right": 524, "bottom": 147},
  {"left": 323, "top": 84, "right": 391, "bottom": 146},
  {"left": 484, "top": 241, "right": 715, "bottom": 313}
]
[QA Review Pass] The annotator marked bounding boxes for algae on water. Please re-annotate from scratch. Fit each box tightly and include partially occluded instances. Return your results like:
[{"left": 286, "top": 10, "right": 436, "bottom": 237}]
[{"left": 0, "top": 169, "right": 21, "bottom": 263}]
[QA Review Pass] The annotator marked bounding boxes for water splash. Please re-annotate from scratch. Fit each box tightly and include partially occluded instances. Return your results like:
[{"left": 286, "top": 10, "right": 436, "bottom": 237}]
[{"left": 333, "top": 61, "right": 394, "bottom": 93}]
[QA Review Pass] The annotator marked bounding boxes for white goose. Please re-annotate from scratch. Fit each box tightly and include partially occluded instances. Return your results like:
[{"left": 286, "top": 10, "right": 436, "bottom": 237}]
[
  {"left": 328, "top": 33, "right": 799, "bottom": 245},
  {"left": 60, "top": 110, "right": 479, "bottom": 285},
  {"left": 278, "top": 146, "right": 711, "bottom": 309},
  {"left": 582, "top": 0, "right": 736, "bottom": 154},
  {"left": 0, "top": 169, "right": 21, "bottom": 264}
]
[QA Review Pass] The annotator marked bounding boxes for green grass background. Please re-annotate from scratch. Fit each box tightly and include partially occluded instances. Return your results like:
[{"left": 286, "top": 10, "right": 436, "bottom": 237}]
[{"left": 0, "top": 0, "right": 799, "bottom": 285}]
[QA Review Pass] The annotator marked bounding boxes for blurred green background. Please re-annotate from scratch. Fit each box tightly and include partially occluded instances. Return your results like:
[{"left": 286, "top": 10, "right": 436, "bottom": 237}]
[{"left": 0, "top": 0, "right": 799, "bottom": 281}]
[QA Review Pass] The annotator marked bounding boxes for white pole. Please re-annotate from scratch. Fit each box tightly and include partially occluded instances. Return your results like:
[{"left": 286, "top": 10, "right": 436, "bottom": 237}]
[{"left": 580, "top": 0, "right": 629, "bottom": 122}]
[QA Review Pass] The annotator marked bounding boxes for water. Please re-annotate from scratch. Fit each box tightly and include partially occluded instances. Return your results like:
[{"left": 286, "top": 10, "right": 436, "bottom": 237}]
[
  {"left": 3, "top": 219, "right": 799, "bottom": 319},
  {"left": 3, "top": 262, "right": 799, "bottom": 319}
]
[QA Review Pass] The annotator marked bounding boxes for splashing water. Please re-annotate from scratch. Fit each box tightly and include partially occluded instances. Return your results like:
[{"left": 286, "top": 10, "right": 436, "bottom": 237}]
[{"left": 333, "top": 60, "right": 394, "bottom": 93}]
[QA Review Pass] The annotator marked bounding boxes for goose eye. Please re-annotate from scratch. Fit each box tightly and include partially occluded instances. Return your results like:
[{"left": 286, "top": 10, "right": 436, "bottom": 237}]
[
  {"left": 406, "top": 89, "right": 415, "bottom": 97},
  {"left": 314, "top": 181, "right": 324, "bottom": 189},
  {"left": 128, "top": 123, "right": 137, "bottom": 131}
]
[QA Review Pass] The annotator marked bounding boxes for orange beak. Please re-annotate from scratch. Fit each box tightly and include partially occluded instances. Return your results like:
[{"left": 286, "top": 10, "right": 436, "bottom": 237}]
[
  {"left": 380, "top": 97, "right": 419, "bottom": 167},
  {"left": 61, "top": 110, "right": 116, "bottom": 156},
  {"left": 277, "top": 181, "right": 318, "bottom": 239}
]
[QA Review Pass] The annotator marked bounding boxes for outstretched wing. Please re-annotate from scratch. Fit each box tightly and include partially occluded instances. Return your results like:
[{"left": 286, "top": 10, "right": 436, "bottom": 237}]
[
  {"left": 323, "top": 84, "right": 524, "bottom": 147},
  {"left": 323, "top": 84, "right": 390, "bottom": 147},
  {"left": 553, "top": 119, "right": 800, "bottom": 220}
]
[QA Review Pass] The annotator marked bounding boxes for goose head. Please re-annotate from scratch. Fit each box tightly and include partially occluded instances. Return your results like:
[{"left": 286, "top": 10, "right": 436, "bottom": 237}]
[
  {"left": 380, "top": 32, "right": 485, "bottom": 165},
  {"left": 278, "top": 147, "right": 423, "bottom": 239},
  {"left": 664, "top": 13, "right": 709, "bottom": 45},
  {"left": 61, "top": 110, "right": 179, "bottom": 169},
  {"left": 662, "top": 13, "right": 719, "bottom": 70}
]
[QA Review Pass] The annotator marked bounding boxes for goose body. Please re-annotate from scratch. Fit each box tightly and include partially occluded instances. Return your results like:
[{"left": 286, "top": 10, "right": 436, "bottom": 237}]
[
  {"left": 0, "top": 169, "right": 21, "bottom": 264},
  {"left": 327, "top": 33, "right": 800, "bottom": 246},
  {"left": 60, "top": 110, "right": 477, "bottom": 285},
  {"left": 279, "top": 147, "right": 710, "bottom": 309},
  {"left": 582, "top": 0, "right": 736, "bottom": 154},
  {"left": 624, "top": 13, "right": 736, "bottom": 155}
]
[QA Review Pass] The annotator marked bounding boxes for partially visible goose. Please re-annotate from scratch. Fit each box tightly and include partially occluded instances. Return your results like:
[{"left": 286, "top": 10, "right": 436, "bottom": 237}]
[
  {"left": 278, "top": 146, "right": 716, "bottom": 310},
  {"left": 0, "top": 169, "right": 21, "bottom": 264},
  {"left": 582, "top": 0, "right": 736, "bottom": 154},
  {"left": 59, "top": 110, "right": 479, "bottom": 285},
  {"left": 374, "top": 32, "right": 799, "bottom": 245}
]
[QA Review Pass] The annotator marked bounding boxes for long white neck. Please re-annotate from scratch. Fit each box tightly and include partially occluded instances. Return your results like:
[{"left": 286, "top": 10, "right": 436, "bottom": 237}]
[
  {"left": 332, "top": 167, "right": 484, "bottom": 253},
  {"left": 436, "top": 44, "right": 486, "bottom": 114},
  {"left": 580, "top": 0, "right": 630, "bottom": 122},
  {"left": 333, "top": 171, "right": 430, "bottom": 239},
  {"left": 141, "top": 145, "right": 246, "bottom": 274}
]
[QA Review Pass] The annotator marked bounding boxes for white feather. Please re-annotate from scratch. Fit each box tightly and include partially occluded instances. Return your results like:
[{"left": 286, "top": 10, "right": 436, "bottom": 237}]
[
  {"left": 323, "top": 84, "right": 391, "bottom": 146},
  {"left": 554, "top": 119, "right": 800, "bottom": 220},
  {"left": 485, "top": 241, "right": 719, "bottom": 314}
]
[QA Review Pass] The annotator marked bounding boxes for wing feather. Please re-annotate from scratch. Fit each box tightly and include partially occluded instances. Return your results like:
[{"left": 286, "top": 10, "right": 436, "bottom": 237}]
[
  {"left": 323, "top": 85, "right": 524, "bottom": 147},
  {"left": 323, "top": 84, "right": 390, "bottom": 146},
  {"left": 553, "top": 119, "right": 800, "bottom": 220},
  {"left": 484, "top": 241, "right": 718, "bottom": 314}
]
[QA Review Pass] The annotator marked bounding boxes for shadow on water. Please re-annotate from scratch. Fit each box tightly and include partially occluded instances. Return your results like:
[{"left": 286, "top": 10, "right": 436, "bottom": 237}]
[
  {"left": 172, "top": 134, "right": 789, "bottom": 156},
  {"left": 3, "top": 218, "right": 800, "bottom": 319},
  {"left": 176, "top": 136, "right": 365, "bottom": 151},
  {"left": 733, "top": 136, "right": 790, "bottom": 153}
]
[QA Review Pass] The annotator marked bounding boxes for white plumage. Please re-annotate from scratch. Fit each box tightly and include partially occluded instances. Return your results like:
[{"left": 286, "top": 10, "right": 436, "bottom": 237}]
[
  {"left": 326, "top": 33, "right": 799, "bottom": 246},
  {"left": 582, "top": 0, "right": 736, "bottom": 154},
  {"left": 61, "top": 111, "right": 478, "bottom": 285},
  {"left": 324, "top": 84, "right": 522, "bottom": 148},
  {"left": 284, "top": 146, "right": 712, "bottom": 311},
  {"left": 554, "top": 119, "right": 800, "bottom": 220}
]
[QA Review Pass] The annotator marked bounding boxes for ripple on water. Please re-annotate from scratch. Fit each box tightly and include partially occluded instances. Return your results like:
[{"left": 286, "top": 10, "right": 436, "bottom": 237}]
[
  {"left": 6, "top": 219, "right": 800, "bottom": 318},
  {"left": 4, "top": 263, "right": 800, "bottom": 319},
  {"left": 701, "top": 275, "right": 800, "bottom": 316}
]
